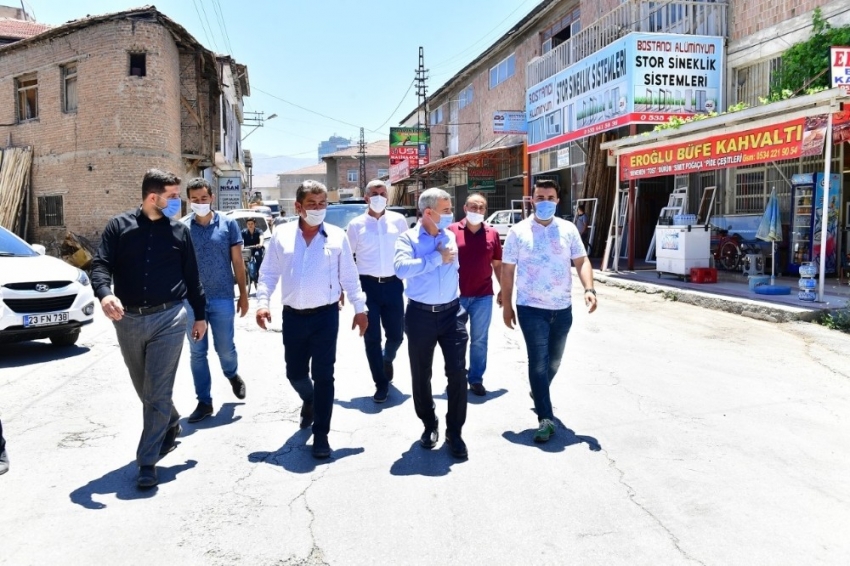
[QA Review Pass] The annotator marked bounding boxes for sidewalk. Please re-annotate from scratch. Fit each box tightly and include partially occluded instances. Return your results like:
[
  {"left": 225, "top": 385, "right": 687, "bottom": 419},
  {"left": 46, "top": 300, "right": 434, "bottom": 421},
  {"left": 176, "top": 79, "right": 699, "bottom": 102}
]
[{"left": 593, "top": 262, "right": 850, "bottom": 323}]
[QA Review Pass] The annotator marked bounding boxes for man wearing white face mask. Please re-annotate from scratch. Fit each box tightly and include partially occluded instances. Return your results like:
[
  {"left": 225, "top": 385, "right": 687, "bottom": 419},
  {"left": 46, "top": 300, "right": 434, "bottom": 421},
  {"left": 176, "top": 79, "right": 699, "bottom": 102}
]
[
  {"left": 184, "top": 178, "right": 249, "bottom": 424},
  {"left": 255, "top": 180, "right": 368, "bottom": 459},
  {"left": 346, "top": 180, "right": 409, "bottom": 402},
  {"left": 448, "top": 193, "right": 502, "bottom": 397}
]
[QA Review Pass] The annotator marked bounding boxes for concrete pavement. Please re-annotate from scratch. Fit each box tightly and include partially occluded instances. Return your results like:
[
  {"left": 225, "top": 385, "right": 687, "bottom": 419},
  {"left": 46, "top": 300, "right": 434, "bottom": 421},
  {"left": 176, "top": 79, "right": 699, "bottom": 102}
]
[{"left": 1, "top": 283, "right": 849, "bottom": 565}]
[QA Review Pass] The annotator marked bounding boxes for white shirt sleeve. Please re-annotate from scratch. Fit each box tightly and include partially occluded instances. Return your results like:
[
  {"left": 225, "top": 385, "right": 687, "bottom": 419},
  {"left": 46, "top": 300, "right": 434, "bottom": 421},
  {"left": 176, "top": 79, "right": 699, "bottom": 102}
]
[
  {"left": 339, "top": 233, "right": 367, "bottom": 313},
  {"left": 256, "top": 231, "right": 283, "bottom": 310}
]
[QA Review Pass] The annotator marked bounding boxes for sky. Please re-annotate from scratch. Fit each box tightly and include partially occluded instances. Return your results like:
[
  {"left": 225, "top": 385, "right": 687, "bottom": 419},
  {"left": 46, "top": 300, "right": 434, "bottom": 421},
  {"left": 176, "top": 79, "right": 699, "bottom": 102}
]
[{"left": 29, "top": 0, "right": 541, "bottom": 171}]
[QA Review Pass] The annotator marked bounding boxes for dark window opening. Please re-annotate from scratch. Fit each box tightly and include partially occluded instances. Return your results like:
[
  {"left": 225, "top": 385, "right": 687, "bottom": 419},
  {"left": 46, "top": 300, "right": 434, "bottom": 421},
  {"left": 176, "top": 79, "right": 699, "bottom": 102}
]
[
  {"left": 129, "top": 53, "right": 146, "bottom": 77},
  {"left": 38, "top": 196, "right": 64, "bottom": 227}
]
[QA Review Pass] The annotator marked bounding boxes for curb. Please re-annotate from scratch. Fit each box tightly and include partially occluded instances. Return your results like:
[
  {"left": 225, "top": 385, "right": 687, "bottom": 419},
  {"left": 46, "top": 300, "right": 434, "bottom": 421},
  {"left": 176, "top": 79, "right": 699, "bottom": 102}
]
[{"left": 593, "top": 272, "right": 825, "bottom": 323}]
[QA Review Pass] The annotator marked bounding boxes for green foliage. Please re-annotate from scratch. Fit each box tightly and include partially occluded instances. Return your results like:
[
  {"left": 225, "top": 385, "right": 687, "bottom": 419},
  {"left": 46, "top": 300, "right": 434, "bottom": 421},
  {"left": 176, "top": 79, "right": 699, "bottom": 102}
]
[
  {"left": 818, "top": 304, "right": 850, "bottom": 332},
  {"left": 770, "top": 8, "right": 850, "bottom": 98},
  {"left": 650, "top": 102, "right": 749, "bottom": 133}
]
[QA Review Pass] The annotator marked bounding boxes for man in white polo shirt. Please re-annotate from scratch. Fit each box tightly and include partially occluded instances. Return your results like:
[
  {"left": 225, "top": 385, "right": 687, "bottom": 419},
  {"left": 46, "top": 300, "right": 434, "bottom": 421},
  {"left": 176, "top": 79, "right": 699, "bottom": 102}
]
[
  {"left": 500, "top": 179, "right": 598, "bottom": 443},
  {"left": 347, "top": 180, "right": 410, "bottom": 403}
]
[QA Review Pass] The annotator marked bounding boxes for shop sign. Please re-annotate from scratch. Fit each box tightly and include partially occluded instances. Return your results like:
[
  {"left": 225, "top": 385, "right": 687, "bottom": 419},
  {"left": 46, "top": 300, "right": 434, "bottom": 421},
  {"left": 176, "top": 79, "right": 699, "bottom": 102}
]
[
  {"left": 526, "top": 33, "right": 725, "bottom": 153},
  {"left": 834, "top": 109, "right": 850, "bottom": 144},
  {"left": 831, "top": 46, "right": 850, "bottom": 94},
  {"left": 619, "top": 114, "right": 829, "bottom": 181},
  {"left": 218, "top": 176, "right": 242, "bottom": 211},
  {"left": 557, "top": 147, "right": 570, "bottom": 168},
  {"left": 493, "top": 111, "right": 527, "bottom": 134},
  {"left": 467, "top": 167, "right": 496, "bottom": 192},
  {"left": 389, "top": 159, "right": 410, "bottom": 184},
  {"left": 390, "top": 127, "right": 430, "bottom": 169}
]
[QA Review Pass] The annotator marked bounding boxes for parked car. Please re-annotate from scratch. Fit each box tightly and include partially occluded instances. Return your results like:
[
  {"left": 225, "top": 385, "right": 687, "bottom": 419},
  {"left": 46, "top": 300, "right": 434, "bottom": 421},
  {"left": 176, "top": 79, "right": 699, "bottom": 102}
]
[
  {"left": 0, "top": 226, "right": 95, "bottom": 346},
  {"left": 273, "top": 215, "right": 299, "bottom": 227},
  {"left": 180, "top": 210, "right": 272, "bottom": 246},
  {"left": 324, "top": 203, "right": 369, "bottom": 230},
  {"left": 486, "top": 209, "right": 525, "bottom": 242},
  {"left": 388, "top": 205, "right": 419, "bottom": 228}
]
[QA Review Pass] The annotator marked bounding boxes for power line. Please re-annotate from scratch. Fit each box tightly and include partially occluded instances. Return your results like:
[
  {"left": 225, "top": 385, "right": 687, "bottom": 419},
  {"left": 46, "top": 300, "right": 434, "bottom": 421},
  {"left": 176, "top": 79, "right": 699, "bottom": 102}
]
[
  {"left": 190, "top": 0, "right": 216, "bottom": 50},
  {"left": 371, "top": 80, "right": 415, "bottom": 131},
  {"left": 196, "top": 0, "right": 221, "bottom": 52},
  {"left": 209, "top": 0, "right": 234, "bottom": 55},
  {"left": 253, "top": 86, "right": 381, "bottom": 133}
]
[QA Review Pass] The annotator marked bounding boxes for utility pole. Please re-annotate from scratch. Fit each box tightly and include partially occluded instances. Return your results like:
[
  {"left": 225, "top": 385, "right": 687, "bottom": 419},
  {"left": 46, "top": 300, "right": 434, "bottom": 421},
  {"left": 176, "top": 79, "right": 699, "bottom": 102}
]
[
  {"left": 358, "top": 127, "right": 366, "bottom": 195},
  {"left": 414, "top": 46, "right": 428, "bottom": 201}
]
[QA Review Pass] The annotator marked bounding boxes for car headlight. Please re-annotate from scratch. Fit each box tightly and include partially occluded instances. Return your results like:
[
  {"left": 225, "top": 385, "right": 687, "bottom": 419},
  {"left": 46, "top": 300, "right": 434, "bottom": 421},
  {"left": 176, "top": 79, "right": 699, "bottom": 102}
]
[{"left": 77, "top": 269, "right": 91, "bottom": 286}]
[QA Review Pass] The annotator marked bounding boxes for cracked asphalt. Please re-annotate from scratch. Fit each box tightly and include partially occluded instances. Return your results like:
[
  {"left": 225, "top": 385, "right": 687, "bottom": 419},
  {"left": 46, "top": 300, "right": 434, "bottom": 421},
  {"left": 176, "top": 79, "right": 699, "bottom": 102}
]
[{"left": 2, "top": 281, "right": 849, "bottom": 565}]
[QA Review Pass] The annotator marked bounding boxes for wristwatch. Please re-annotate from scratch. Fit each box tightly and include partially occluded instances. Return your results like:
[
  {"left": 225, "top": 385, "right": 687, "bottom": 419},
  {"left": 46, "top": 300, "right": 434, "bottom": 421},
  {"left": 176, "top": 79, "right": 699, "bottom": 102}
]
[{"left": 584, "top": 288, "right": 596, "bottom": 296}]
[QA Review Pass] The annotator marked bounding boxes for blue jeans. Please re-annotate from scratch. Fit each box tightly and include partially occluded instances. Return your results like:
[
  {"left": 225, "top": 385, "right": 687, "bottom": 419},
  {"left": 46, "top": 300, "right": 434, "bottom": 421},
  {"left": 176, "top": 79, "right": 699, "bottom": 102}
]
[
  {"left": 516, "top": 305, "right": 573, "bottom": 422},
  {"left": 360, "top": 276, "right": 404, "bottom": 390},
  {"left": 459, "top": 296, "right": 493, "bottom": 384},
  {"left": 185, "top": 298, "right": 239, "bottom": 406},
  {"left": 281, "top": 304, "right": 339, "bottom": 438},
  {"left": 114, "top": 304, "right": 185, "bottom": 466}
]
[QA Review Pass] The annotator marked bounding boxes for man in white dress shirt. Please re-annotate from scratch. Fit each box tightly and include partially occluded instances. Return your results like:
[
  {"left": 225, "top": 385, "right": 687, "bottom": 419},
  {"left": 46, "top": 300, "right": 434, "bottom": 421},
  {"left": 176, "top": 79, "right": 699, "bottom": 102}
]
[
  {"left": 347, "top": 180, "right": 410, "bottom": 403},
  {"left": 255, "top": 180, "right": 368, "bottom": 459}
]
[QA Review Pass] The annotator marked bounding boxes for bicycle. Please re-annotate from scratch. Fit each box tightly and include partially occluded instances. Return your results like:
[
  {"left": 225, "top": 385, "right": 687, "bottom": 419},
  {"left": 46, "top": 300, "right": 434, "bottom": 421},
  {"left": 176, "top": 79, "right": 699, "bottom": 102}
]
[{"left": 714, "top": 232, "right": 762, "bottom": 272}]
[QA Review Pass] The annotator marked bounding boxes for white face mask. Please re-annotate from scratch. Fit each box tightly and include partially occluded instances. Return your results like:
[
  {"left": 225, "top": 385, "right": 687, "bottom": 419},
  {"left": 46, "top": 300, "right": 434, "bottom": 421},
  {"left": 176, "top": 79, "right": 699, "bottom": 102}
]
[
  {"left": 465, "top": 212, "right": 484, "bottom": 225},
  {"left": 190, "top": 203, "right": 211, "bottom": 216},
  {"left": 304, "top": 209, "right": 326, "bottom": 227},
  {"left": 369, "top": 195, "right": 387, "bottom": 214}
]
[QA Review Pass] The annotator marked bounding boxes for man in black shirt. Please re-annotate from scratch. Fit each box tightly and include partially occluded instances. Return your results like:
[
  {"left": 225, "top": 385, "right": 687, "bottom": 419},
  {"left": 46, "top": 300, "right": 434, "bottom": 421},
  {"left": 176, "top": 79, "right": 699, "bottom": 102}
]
[
  {"left": 92, "top": 169, "right": 207, "bottom": 489},
  {"left": 241, "top": 218, "right": 263, "bottom": 291}
]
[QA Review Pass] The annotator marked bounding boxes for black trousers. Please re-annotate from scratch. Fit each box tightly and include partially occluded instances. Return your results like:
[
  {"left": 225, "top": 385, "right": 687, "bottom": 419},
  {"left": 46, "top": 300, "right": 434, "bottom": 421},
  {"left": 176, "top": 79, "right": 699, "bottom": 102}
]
[
  {"left": 404, "top": 303, "right": 469, "bottom": 434},
  {"left": 0, "top": 418, "right": 5, "bottom": 452}
]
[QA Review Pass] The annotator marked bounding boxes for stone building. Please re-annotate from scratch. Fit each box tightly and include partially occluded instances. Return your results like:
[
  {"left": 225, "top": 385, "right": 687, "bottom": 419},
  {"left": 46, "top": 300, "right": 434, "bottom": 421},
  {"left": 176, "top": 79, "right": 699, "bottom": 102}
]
[{"left": 0, "top": 6, "right": 249, "bottom": 247}]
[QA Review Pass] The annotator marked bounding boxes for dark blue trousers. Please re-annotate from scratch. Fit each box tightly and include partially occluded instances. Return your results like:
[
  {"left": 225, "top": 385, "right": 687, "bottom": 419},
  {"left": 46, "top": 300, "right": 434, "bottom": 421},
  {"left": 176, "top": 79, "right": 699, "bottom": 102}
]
[
  {"left": 281, "top": 305, "right": 339, "bottom": 438},
  {"left": 360, "top": 275, "right": 404, "bottom": 389},
  {"left": 404, "top": 303, "right": 469, "bottom": 434}
]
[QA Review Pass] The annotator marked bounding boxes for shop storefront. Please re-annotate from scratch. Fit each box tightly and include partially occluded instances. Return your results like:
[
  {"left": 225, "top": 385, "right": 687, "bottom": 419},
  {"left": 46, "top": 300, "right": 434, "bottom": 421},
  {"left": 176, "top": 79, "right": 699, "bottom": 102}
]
[{"left": 601, "top": 88, "right": 850, "bottom": 300}]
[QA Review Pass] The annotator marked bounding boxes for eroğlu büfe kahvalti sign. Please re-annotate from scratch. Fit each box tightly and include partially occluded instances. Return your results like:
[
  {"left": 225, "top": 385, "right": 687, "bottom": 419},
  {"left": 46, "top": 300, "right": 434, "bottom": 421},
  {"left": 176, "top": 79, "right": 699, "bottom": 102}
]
[
  {"left": 619, "top": 114, "right": 829, "bottom": 181},
  {"left": 526, "top": 33, "right": 724, "bottom": 153}
]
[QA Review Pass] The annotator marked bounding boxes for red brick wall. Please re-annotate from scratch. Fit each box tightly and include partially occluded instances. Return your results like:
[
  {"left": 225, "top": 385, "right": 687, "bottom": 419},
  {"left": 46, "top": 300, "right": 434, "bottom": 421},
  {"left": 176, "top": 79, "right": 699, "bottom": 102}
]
[
  {"left": 333, "top": 157, "right": 390, "bottom": 190},
  {"left": 0, "top": 19, "right": 186, "bottom": 246},
  {"left": 730, "top": 0, "right": 832, "bottom": 41}
]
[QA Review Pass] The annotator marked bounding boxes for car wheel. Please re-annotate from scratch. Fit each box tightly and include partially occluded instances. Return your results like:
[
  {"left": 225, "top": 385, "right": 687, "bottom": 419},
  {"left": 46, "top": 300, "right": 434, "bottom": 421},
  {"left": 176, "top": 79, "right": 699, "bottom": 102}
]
[{"left": 49, "top": 331, "right": 80, "bottom": 347}]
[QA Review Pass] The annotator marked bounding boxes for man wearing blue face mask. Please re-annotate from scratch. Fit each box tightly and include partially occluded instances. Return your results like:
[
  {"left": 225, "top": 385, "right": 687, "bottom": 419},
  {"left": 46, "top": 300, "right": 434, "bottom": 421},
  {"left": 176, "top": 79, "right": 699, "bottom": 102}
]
[
  {"left": 394, "top": 188, "right": 470, "bottom": 459},
  {"left": 500, "top": 179, "right": 597, "bottom": 444},
  {"left": 92, "top": 169, "right": 207, "bottom": 488}
]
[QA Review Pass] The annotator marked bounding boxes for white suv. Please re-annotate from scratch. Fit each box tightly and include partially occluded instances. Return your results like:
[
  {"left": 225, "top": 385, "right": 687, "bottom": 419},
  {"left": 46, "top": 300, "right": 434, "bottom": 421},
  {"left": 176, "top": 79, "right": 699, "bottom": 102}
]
[{"left": 0, "top": 226, "right": 96, "bottom": 346}]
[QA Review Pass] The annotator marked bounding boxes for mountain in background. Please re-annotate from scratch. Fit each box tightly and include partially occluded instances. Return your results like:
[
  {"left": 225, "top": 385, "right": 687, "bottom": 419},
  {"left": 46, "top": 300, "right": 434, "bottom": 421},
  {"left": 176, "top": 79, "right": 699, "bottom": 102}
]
[{"left": 250, "top": 153, "right": 316, "bottom": 176}]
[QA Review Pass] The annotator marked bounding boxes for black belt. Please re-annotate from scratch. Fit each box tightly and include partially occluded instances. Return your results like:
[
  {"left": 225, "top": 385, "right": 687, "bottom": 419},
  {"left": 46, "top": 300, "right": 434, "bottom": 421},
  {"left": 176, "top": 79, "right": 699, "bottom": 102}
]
[
  {"left": 408, "top": 298, "right": 459, "bottom": 313},
  {"left": 124, "top": 300, "right": 182, "bottom": 315},
  {"left": 283, "top": 303, "right": 337, "bottom": 316},
  {"left": 360, "top": 274, "right": 398, "bottom": 283}
]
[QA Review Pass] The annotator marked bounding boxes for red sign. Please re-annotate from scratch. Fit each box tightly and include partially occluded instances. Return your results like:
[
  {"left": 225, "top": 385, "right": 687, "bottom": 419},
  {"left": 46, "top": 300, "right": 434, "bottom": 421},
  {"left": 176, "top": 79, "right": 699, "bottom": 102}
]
[
  {"left": 389, "top": 159, "right": 410, "bottom": 184},
  {"left": 389, "top": 146, "right": 429, "bottom": 169},
  {"left": 619, "top": 114, "right": 829, "bottom": 181}
]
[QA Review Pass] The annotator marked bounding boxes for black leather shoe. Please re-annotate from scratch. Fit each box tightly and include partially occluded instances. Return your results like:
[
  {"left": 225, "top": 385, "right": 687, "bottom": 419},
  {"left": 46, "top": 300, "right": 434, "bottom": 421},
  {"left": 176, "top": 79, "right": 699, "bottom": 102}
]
[
  {"left": 159, "top": 423, "right": 182, "bottom": 457},
  {"left": 188, "top": 402, "right": 213, "bottom": 423},
  {"left": 469, "top": 383, "right": 486, "bottom": 396},
  {"left": 373, "top": 387, "right": 388, "bottom": 403},
  {"left": 137, "top": 465, "right": 158, "bottom": 488},
  {"left": 383, "top": 360, "right": 394, "bottom": 382},
  {"left": 420, "top": 417, "right": 439, "bottom": 449},
  {"left": 0, "top": 449, "right": 9, "bottom": 475},
  {"left": 312, "top": 435, "right": 331, "bottom": 459},
  {"left": 446, "top": 431, "right": 468, "bottom": 459},
  {"left": 230, "top": 375, "right": 246, "bottom": 400},
  {"left": 300, "top": 401, "right": 314, "bottom": 429}
]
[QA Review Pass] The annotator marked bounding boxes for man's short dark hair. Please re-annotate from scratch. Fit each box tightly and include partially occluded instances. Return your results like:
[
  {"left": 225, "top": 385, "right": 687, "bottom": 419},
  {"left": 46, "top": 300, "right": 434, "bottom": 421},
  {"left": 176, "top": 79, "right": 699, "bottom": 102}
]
[
  {"left": 577, "top": 205, "right": 585, "bottom": 213},
  {"left": 246, "top": 218, "right": 255, "bottom": 223},
  {"left": 186, "top": 177, "right": 213, "bottom": 197},
  {"left": 534, "top": 179, "right": 560, "bottom": 197},
  {"left": 141, "top": 169, "right": 181, "bottom": 198},
  {"left": 296, "top": 180, "right": 328, "bottom": 204}
]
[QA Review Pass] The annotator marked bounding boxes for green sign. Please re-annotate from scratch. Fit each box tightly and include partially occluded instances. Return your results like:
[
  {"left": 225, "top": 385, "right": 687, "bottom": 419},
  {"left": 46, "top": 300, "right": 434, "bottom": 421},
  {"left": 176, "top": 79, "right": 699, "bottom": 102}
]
[
  {"left": 468, "top": 167, "right": 496, "bottom": 192},
  {"left": 389, "top": 127, "right": 430, "bottom": 168}
]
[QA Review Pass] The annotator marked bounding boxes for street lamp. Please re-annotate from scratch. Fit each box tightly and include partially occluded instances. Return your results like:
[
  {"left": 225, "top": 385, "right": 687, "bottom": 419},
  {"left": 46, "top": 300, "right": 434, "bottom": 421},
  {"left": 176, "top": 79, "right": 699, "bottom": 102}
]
[{"left": 242, "top": 113, "right": 277, "bottom": 141}]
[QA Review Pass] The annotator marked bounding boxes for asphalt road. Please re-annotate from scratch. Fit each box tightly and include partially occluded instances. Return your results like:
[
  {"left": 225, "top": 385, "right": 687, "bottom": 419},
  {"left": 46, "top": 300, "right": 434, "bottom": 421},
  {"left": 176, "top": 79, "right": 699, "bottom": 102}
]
[{"left": 1, "top": 282, "right": 849, "bottom": 565}]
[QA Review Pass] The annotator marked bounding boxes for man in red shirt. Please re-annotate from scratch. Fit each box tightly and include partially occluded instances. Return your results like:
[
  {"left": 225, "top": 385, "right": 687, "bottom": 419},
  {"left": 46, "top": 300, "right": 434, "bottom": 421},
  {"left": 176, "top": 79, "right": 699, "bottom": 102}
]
[{"left": 448, "top": 193, "right": 502, "bottom": 396}]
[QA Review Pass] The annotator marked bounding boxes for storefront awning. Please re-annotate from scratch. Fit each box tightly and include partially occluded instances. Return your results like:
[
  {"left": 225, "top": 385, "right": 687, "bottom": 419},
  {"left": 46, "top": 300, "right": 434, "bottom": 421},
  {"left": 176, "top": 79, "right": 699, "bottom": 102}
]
[{"left": 420, "top": 136, "right": 525, "bottom": 173}]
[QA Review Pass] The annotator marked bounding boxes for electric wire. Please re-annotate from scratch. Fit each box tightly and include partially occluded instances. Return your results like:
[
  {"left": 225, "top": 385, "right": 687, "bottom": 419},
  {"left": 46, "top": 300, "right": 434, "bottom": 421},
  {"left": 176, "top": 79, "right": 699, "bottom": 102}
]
[
  {"left": 190, "top": 0, "right": 216, "bottom": 51},
  {"left": 210, "top": 0, "right": 235, "bottom": 55},
  {"left": 371, "top": 80, "right": 415, "bottom": 131}
]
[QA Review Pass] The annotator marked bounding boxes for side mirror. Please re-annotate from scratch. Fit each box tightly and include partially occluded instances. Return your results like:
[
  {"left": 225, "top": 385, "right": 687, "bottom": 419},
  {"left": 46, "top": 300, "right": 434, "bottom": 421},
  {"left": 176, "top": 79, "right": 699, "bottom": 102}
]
[{"left": 32, "top": 243, "right": 46, "bottom": 255}]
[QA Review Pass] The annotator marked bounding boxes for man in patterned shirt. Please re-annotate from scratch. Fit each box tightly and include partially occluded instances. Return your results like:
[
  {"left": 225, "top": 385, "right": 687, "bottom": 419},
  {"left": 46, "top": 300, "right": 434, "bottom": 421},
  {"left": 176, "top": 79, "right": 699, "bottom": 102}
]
[{"left": 500, "top": 179, "right": 597, "bottom": 443}]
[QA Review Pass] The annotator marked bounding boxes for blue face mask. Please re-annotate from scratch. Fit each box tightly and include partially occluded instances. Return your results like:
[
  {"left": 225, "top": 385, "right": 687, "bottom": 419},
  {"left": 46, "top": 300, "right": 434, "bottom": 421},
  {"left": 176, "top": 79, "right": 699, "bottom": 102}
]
[
  {"left": 158, "top": 196, "right": 182, "bottom": 218},
  {"left": 535, "top": 200, "right": 557, "bottom": 221},
  {"left": 437, "top": 213, "right": 454, "bottom": 230}
]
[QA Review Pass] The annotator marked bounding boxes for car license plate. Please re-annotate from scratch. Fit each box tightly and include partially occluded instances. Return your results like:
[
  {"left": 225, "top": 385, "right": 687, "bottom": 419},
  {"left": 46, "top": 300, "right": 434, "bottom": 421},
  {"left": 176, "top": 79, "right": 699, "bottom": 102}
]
[{"left": 23, "top": 312, "right": 69, "bottom": 327}]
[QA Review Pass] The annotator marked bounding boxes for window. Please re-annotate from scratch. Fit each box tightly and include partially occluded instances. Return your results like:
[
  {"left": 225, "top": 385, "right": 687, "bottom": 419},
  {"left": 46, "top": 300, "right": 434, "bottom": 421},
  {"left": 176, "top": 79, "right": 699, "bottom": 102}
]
[
  {"left": 377, "top": 168, "right": 389, "bottom": 178},
  {"left": 16, "top": 74, "right": 38, "bottom": 122},
  {"left": 542, "top": 9, "right": 580, "bottom": 53},
  {"left": 430, "top": 105, "right": 444, "bottom": 125},
  {"left": 459, "top": 85, "right": 474, "bottom": 110},
  {"left": 489, "top": 53, "right": 516, "bottom": 89},
  {"left": 37, "top": 196, "right": 64, "bottom": 227},
  {"left": 129, "top": 52, "right": 146, "bottom": 77},
  {"left": 347, "top": 169, "right": 359, "bottom": 183},
  {"left": 62, "top": 63, "right": 78, "bottom": 113}
]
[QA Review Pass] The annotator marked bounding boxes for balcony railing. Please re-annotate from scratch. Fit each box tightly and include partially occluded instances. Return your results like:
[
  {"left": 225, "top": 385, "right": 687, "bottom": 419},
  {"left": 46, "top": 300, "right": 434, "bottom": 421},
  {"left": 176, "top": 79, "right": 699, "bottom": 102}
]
[{"left": 527, "top": 0, "right": 728, "bottom": 88}]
